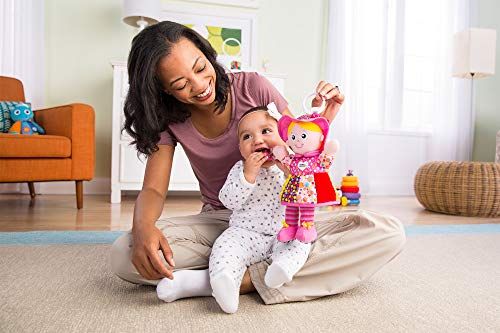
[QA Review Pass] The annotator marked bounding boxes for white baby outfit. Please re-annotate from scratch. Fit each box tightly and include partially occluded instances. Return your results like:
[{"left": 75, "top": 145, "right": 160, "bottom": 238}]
[{"left": 209, "top": 161, "right": 311, "bottom": 312}]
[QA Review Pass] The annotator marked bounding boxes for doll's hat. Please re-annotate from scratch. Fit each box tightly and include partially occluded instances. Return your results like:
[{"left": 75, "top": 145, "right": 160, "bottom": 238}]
[{"left": 277, "top": 113, "right": 330, "bottom": 142}]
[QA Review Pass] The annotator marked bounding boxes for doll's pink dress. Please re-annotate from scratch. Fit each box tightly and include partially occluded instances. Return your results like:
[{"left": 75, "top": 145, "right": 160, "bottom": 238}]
[{"left": 280, "top": 150, "right": 338, "bottom": 207}]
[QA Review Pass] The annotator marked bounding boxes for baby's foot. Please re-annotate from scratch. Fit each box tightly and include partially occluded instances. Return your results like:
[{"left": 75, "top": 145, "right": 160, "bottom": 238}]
[
  {"left": 264, "top": 261, "right": 292, "bottom": 288},
  {"left": 211, "top": 272, "right": 239, "bottom": 314},
  {"left": 157, "top": 269, "right": 212, "bottom": 302}
]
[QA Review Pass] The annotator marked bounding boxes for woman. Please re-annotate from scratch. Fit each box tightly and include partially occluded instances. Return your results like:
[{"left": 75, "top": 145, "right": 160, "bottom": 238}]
[{"left": 111, "top": 21, "right": 406, "bottom": 305}]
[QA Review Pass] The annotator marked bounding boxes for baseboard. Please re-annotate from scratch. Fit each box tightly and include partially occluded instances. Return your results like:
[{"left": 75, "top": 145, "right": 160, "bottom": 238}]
[
  {"left": 0, "top": 177, "right": 110, "bottom": 195},
  {"left": 0, "top": 183, "right": 22, "bottom": 193}
]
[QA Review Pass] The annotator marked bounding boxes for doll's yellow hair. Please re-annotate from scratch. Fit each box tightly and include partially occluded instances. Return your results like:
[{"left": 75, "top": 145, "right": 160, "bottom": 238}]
[{"left": 287, "top": 121, "right": 322, "bottom": 137}]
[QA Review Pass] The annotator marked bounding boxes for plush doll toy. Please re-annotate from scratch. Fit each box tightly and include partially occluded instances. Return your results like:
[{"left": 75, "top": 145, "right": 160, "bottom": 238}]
[
  {"left": 272, "top": 93, "right": 339, "bottom": 243},
  {"left": 8, "top": 103, "right": 45, "bottom": 135}
]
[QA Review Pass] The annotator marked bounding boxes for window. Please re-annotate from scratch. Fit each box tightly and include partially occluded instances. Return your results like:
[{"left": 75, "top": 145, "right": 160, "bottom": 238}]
[{"left": 360, "top": 0, "right": 449, "bottom": 132}]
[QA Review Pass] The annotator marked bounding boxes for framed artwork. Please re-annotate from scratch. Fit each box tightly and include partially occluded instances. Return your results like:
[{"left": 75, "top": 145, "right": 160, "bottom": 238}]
[{"left": 161, "top": 4, "right": 257, "bottom": 70}]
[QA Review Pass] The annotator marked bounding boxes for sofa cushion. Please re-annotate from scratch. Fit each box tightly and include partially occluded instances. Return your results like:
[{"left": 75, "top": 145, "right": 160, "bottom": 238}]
[{"left": 0, "top": 133, "right": 71, "bottom": 157}]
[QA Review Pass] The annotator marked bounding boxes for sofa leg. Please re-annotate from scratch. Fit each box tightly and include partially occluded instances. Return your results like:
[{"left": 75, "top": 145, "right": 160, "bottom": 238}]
[
  {"left": 75, "top": 180, "right": 83, "bottom": 209},
  {"left": 27, "top": 182, "right": 36, "bottom": 198}
]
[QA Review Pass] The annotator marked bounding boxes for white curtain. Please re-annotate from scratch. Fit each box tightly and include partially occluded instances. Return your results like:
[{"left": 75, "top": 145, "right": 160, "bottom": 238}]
[
  {"left": 0, "top": 0, "right": 44, "bottom": 108},
  {"left": 326, "top": 0, "right": 472, "bottom": 192}
]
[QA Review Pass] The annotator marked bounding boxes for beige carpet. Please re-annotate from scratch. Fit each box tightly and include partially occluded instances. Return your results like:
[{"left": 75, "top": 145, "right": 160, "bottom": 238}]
[{"left": 1, "top": 234, "right": 499, "bottom": 333}]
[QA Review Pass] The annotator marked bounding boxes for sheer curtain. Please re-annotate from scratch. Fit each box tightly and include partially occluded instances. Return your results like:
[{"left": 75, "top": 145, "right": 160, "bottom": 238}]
[
  {"left": 326, "top": 0, "right": 472, "bottom": 194},
  {"left": 0, "top": 0, "right": 44, "bottom": 108}
]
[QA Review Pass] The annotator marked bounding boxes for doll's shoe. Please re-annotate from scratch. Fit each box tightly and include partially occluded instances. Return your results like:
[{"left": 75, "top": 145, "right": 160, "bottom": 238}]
[
  {"left": 276, "top": 221, "right": 298, "bottom": 242},
  {"left": 295, "top": 222, "right": 317, "bottom": 243}
]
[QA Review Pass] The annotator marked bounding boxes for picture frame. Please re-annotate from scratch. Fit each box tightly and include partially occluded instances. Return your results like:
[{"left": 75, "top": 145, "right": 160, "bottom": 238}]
[
  {"left": 180, "top": 0, "right": 259, "bottom": 9},
  {"left": 161, "top": 3, "right": 258, "bottom": 70}
]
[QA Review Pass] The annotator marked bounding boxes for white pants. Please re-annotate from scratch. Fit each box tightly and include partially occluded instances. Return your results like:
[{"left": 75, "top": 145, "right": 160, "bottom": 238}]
[{"left": 209, "top": 226, "right": 311, "bottom": 288}]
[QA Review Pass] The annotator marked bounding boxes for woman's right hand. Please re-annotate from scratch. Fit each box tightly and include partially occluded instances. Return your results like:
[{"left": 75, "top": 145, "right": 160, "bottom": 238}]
[{"left": 131, "top": 223, "right": 175, "bottom": 280}]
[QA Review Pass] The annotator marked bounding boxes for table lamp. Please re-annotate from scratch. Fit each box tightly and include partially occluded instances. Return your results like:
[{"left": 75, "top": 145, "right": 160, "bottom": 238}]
[{"left": 123, "top": 0, "right": 160, "bottom": 32}]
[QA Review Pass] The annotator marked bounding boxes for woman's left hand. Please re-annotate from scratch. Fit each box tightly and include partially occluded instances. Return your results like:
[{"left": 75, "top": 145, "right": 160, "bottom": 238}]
[{"left": 312, "top": 81, "right": 345, "bottom": 123}]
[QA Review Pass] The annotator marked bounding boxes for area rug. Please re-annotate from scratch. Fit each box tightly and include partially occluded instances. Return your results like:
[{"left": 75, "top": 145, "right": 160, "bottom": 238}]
[{"left": 1, "top": 226, "right": 499, "bottom": 333}]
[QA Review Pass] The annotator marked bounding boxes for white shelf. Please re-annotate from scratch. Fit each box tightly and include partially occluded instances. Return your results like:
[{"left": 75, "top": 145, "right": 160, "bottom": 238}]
[{"left": 110, "top": 62, "right": 286, "bottom": 203}]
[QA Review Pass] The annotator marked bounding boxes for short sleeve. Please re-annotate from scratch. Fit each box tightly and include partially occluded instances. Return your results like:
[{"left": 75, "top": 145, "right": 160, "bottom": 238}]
[
  {"left": 246, "top": 72, "right": 288, "bottom": 114},
  {"left": 318, "top": 153, "right": 334, "bottom": 169},
  {"left": 157, "top": 128, "right": 177, "bottom": 146}
]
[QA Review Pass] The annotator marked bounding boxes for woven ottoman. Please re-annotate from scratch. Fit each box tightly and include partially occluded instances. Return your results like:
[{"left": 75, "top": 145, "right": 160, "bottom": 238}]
[{"left": 414, "top": 161, "right": 500, "bottom": 217}]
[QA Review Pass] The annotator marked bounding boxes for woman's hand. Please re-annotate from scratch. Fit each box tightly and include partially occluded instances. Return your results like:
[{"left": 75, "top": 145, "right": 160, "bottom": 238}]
[
  {"left": 131, "top": 223, "right": 175, "bottom": 280},
  {"left": 312, "top": 81, "right": 345, "bottom": 123}
]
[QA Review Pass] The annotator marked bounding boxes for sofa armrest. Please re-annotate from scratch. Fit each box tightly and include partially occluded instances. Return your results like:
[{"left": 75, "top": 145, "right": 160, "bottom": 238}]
[{"left": 34, "top": 103, "right": 95, "bottom": 180}]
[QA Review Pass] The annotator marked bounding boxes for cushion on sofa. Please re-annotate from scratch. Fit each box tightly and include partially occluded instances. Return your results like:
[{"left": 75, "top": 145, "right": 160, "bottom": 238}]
[{"left": 0, "top": 133, "right": 71, "bottom": 158}]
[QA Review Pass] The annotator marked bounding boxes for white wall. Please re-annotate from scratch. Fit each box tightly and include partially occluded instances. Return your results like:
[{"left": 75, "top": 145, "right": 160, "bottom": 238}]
[
  {"left": 43, "top": 0, "right": 328, "bottom": 180},
  {"left": 474, "top": 0, "right": 500, "bottom": 162}
]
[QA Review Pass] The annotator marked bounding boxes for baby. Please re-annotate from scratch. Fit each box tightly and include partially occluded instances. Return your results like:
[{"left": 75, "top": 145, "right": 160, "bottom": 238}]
[{"left": 157, "top": 105, "right": 311, "bottom": 313}]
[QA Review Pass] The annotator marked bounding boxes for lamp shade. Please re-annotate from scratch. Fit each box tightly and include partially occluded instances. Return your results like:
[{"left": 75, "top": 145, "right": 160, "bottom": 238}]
[
  {"left": 122, "top": 0, "right": 160, "bottom": 28},
  {"left": 452, "top": 28, "right": 497, "bottom": 78}
]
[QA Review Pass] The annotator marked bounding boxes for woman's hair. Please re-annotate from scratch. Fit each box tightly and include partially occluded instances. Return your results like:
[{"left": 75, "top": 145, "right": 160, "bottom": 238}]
[
  {"left": 287, "top": 121, "right": 322, "bottom": 136},
  {"left": 123, "top": 21, "right": 230, "bottom": 156}
]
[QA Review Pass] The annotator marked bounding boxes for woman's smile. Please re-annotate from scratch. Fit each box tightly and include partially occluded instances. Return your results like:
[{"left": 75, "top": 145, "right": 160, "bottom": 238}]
[{"left": 194, "top": 80, "right": 213, "bottom": 101}]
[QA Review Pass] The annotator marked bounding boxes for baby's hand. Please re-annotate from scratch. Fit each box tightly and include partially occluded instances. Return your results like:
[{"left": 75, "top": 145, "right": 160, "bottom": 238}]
[
  {"left": 323, "top": 139, "right": 340, "bottom": 155},
  {"left": 243, "top": 152, "right": 267, "bottom": 184},
  {"left": 272, "top": 145, "right": 288, "bottom": 161}
]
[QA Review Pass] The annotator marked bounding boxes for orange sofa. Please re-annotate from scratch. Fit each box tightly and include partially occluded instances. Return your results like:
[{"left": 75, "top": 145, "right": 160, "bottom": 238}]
[{"left": 0, "top": 76, "right": 95, "bottom": 208}]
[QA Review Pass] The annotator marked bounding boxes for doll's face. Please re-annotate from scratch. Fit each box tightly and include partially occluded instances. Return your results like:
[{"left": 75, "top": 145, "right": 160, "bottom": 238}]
[
  {"left": 11, "top": 104, "right": 33, "bottom": 121},
  {"left": 286, "top": 123, "right": 324, "bottom": 154}
]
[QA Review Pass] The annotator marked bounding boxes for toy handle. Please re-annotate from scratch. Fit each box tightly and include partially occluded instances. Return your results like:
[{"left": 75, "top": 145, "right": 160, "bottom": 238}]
[{"left": 302, "top": 91, "right": 326, "bottom": 115}]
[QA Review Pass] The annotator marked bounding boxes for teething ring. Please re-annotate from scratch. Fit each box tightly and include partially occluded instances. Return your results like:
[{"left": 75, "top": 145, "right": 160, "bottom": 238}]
[{"left": 302, "top": 91, "right": 326, "bottom": 115}]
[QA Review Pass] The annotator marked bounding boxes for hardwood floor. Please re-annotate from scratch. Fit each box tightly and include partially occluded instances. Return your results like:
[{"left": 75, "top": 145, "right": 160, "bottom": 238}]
[{"left": 0, "top": 193, "right": 499, "bottom": 232}]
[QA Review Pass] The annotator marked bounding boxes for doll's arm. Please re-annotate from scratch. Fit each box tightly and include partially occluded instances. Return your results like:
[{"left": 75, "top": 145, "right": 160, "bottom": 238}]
[
  {"left": 272, "top": 145, "right": 288, "bottom": 162},
  {"left": 323, "top": 139, "right": 340, "bottom": 155},
  {"left": 8, "top": 122, "right": 21, "bottom": 134},
  {"left": 319, "top": 140, "right": 339, "bottom": 170},
  {"left": 32, "top": 121, "right": 45, "bottom": 134}
]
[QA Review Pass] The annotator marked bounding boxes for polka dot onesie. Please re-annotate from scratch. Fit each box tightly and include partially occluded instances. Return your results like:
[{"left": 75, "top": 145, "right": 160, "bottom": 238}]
[{"left": 210, "top": 161, "right": 311, "bottom": 295}]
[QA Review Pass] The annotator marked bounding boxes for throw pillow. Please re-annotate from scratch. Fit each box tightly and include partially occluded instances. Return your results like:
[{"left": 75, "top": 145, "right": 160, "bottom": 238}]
[{"left": 0, "top": 101, "right": 32, "bottom": 133}]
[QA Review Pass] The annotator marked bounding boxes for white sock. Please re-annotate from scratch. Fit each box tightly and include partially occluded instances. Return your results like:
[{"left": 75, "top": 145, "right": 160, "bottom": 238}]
[
  {"left": 211, "top": 272, "right": 239, "bottom": 314},
  {"left": 156, "top": 269, "right": 212, "bottom": 302},
  {"left": 264, "top": 262, "right": 292, "bottom": 289}
]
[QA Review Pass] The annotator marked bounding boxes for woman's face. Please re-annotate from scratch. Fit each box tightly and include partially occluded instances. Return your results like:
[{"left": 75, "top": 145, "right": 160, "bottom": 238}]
[{"left": 156, "top": 38, "right": 217, "bottom": 107}]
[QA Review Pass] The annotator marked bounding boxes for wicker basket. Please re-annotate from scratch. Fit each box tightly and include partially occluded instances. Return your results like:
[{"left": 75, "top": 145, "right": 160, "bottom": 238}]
[{"left": 414, "top": 161, "right": 500, "bottom": 217}]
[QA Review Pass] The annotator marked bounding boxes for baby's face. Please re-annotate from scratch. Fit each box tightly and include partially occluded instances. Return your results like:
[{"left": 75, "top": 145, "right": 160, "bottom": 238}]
[{"left": 238, "top": 111, "right": 284, "bottom": 165}]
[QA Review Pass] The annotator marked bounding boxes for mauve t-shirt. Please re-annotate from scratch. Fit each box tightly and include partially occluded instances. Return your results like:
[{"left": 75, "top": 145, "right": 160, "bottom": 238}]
[{"left": 158, "top": 72, "right": 288, "bottom": 208}]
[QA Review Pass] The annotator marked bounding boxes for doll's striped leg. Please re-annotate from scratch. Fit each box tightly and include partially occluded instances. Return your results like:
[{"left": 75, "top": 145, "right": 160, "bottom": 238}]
[
  {"left": 277, "top": 206, "right": 299, "bottom": 242},
  {"left": 295, "top": 207, "right": 317, "bottom": 243}
]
